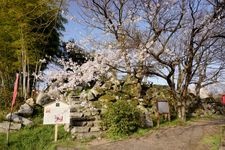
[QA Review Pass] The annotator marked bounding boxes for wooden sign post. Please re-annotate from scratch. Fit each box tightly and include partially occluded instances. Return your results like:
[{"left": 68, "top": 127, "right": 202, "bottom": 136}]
[
  {"left": 54, "top": 124, "right": 58, "bottom": 142},
  {"left": 43, "top": 101, "right": 70, "bottom": 142},
  {"left": 156, "top": 100, "right": 170, "bottom": 127}
]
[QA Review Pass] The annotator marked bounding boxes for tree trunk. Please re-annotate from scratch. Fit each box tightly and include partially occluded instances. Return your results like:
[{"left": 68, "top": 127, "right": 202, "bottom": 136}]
[
  {"left": 21, "top": 27, "right": 27, "bottom": 101},
  {"left": 177, "top": 100, "right": 186, "bottom": 121},
  {"left": 26, "top": 62, "right": 30, "bottom": 98},
  {"left": 195, "top": 85, "right": 201, "bottom": 98},
  {"left": 178, "top": 84, "right": 189, "bottom": 121},
  {"left": 22, "top": 49, "right": 27, "bottom": 100},
  {"left": 31, "top": 62, "right": 38, "bottom": 97},
  {"left": 176, "top": 63, "right": 184, "bottom": 92},
  {"left": 0, "top": 72, "right": 4, "bottom": 88},
  {"left": 118, "top": 27, "right": 132, "bottom": 75}
]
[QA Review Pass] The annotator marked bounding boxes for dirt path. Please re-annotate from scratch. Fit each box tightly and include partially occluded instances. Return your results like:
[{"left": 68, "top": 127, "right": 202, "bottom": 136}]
[{"left": 87, "top": 119, "right": 225, "bottom": 150}]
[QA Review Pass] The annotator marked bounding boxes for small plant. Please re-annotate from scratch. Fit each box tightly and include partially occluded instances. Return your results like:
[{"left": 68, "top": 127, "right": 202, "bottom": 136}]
[{"left": 102, "top": 100, "right": 142, "bottom": 138}]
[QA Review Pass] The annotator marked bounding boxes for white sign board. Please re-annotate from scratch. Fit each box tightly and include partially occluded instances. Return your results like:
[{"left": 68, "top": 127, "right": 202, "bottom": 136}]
[
  {"left": 157, "top": 101, "right": 170, "bottom": 114},
  {"left": 43, "top": 101, "right": 70, "bottom": 125}
]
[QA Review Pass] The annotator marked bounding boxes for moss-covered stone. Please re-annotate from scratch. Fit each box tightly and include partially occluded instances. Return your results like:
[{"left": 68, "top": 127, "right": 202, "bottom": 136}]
[
  {"left": 91, "top": 87, "right": 105, "bottom": 97},
  {"left": 145, "top": 86, "right": 176, "bottom": 104},
  {"left": 101, "top": 81, "right": 113, "bottom": 90},
  {"left": 99, "top": 94, "right": 116, "bottom": 103},
  {"left": 124, "top": 76, "right": 139, "bottom": 84},
  {"left": 66, "top": 86, "right": 83, "bottom": 97},
  {"left": 122, "top": 83, "right": 142, "bottom": 98},
  {"left": 144, "top": 86, "right": 177, "bottom": 118},
  {"left": 92, "top": 101, "right": 102, "bottom": 109}
]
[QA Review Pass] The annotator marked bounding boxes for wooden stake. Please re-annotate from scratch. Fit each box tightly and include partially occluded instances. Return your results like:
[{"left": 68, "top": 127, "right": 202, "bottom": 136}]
[
  {"left": 157, "top": 112, "right": 160, "bottom": 128},
  {"left": 6, "top": 124, "right": 9, "bottom": 145},
  {"left": 54, "top": 124, "right": 58, "bottom": 142},
  {"left": 168, "top": 113, "right": 171, "bottom": 122},
  {"left": 7, "top": 113, "right": 13, "bottom": 146}
]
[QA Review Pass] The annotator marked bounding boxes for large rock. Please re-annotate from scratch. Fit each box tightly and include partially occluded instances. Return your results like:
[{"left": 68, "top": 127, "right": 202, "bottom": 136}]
[
  {"left": 64, "top": 124, "right": 71, "bottom": 132},
  {"left": 67, "top": 92, "right": 80, "bottom": 103},
  {"left": 101, "top": 82, "right": 112, "bottom": 90},
  {"left": 93, "top": 81, "right": 104, "bottom": 88},
  {"left": 84, "top": 110, "right": 92, "bottom": 117},
  {"left": 17, "top": 103, "right": 33, "bottom": 117},
  {"left": 0, "top": 121, "right": 21, "bottom": 133},
  {"left": 137, "top": 106, "right": 153, "bottom": 128},
  {"left": 87, "top": 91, "right": 95, "bottom": 101},
  {"left": 47, "top": 88, "right": 61, "bottom": 99},
  {"left": 36, "top": 92, "right": 52, "bottom": 106},
  {"left": 6, "top": 113, "right": 33, "bottom": 126},
  {"left": 110, "top": 77, "right": 120, "bottom": 85},
  {"left": 26, "top": 98, "right": 35, "bottom": 107},
  {"left": 80, "top": 90, "right": 88, "bottom": 101},
  {"left": 78, "top": 90, "right": 95, "bottom": 101},
  {"left": 143, "top": 112, "right": 153, "bottom": 128},
  {"left": 91, "top": 109, "right": 100, "bottom": 116},
  {"left": 90, "top": 88, "right": 101, "bottom": 98}
]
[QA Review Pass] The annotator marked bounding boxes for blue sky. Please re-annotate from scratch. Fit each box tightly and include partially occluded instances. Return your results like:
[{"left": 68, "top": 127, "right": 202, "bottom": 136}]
[{"left": 62, "top": 1, "right": 87, "bottom": 41}]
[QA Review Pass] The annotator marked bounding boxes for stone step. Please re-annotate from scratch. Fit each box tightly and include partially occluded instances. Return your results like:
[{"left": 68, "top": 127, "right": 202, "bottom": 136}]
[
  {"left": 69, "top": 96, "right": 80, "bottom": 101},
  {"left": 70, "top": 112, "right": 84, "bottom": 118},
  {"left": 70, "top": 116, "right": 96, "bottom": 122},
  {"left": 90, "top": 126, "right": 101, "bottom": 132},
  {"left": 71, "top": 126, "right": 90, "bottom": 134},
  {"left": 72, "top": 131, "right": 102, "bottom": 140},
  {"left": 70, "top": 121, "right": 87, "bottom": 126}
]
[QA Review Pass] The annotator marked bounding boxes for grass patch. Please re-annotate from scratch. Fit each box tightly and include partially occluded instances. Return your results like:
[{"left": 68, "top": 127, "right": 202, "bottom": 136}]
[
  {"left": 159, "top": 119, "right": 188, "bottom": 128},
  {"left": 0, "top": 124, "right": 76, "bottom": 150},
  {"left": 201, "top": 133, "right": 221, "bottom": 150},
  {"left": 132, "top": 128, "right": 151, "bottom": 137}
]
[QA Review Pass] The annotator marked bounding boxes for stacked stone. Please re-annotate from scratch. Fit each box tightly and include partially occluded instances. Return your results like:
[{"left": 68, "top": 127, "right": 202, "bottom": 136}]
[
  {"left": 190, "top": 99, "right": 224, "bottom": 117},
  {"left": 0, "top": 98, "right": 34, "bottom": 133},
  {"left": 66, "top": 91, "right": 102, "bottom": 139},
  {"left": 5, "top": 98, "right": 34, "bottom": 126}
]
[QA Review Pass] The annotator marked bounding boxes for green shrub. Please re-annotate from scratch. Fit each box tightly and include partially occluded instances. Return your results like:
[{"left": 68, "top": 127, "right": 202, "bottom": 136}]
[{"left": 102, "top": 100, "right": 142, "bottom": 138}]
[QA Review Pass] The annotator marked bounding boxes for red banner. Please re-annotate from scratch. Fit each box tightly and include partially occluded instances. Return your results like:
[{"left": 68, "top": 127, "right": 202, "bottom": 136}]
[
  {"left": 222, "top": 95, "right": 225, "bottom": 105},
  {"left": 11, "top": 73, "right": 19, "bottom": 111}
]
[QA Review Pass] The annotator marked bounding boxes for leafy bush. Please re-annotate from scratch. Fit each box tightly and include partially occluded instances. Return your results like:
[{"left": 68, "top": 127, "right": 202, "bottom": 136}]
[{"left": 102, "top": 100, "right": 142, "bottom": 138}]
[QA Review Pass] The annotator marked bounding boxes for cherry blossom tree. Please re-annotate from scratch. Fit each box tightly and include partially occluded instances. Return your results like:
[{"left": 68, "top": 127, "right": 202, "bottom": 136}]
[
  {"left": 36, "top": 41, "right": 119, "bottom": 94},
  {"left": 45, "top": 0, "right": 225, "bottom": 121}
]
